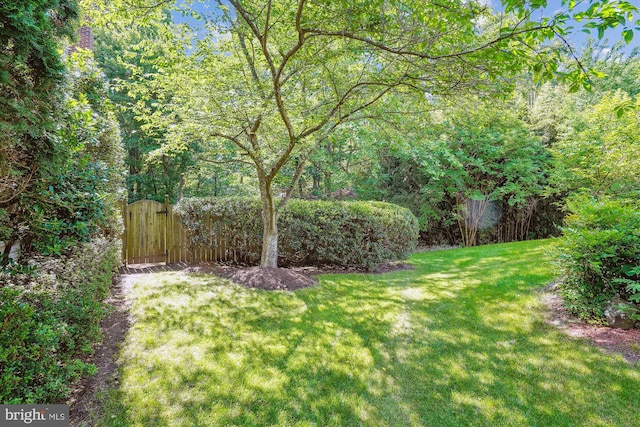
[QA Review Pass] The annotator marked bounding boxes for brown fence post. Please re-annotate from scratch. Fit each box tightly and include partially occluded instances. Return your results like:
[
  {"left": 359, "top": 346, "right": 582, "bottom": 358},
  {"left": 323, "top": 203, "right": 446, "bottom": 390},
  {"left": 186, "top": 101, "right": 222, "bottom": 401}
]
[
  {"left": 121, "top": 197, "right": 128, "bottom": 266},
  {"left": 164, "top": 194, "right": 169, "bottom": 265}
]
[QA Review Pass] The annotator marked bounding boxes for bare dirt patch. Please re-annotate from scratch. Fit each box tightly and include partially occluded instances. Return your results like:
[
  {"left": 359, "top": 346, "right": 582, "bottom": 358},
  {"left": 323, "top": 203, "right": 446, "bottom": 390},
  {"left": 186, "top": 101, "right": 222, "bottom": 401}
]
[
  {"left": 540, "top": 287, "right": 640, "bottom": 364},
  {"left": 68, "top": 276, "right": 131, "bottom": 426}
]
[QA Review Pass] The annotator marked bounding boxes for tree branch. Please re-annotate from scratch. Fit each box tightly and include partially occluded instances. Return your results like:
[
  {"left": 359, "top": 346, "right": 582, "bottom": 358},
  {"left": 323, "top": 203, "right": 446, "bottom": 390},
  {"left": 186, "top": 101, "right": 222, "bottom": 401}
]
[
  {"left": 303, "top": 22, "right": 555, "bottom": 62},
  {"left": 197, "top": 156, "right": 254, "bottom": 167}
]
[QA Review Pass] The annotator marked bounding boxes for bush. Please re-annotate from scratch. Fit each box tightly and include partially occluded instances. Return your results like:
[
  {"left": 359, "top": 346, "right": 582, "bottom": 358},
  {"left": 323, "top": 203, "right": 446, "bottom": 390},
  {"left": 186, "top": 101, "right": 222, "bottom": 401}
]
[
  {"left": 552, "top": 196, "right": 640, "bottom": 324},
  {"left": 175, "top": 198, "right": 419, "bottom": 270},
  {"left": 0, "top": 238, "right": 120, "bottom": 403},
  {"left": 279, "top": 200, "right": 419, "bottom": 269},
  {"left": 174, "top": 197, "right": 263, "bottom": 263},
  {"left": 0, "top": 50, "right": 124, "bottom": 261}
]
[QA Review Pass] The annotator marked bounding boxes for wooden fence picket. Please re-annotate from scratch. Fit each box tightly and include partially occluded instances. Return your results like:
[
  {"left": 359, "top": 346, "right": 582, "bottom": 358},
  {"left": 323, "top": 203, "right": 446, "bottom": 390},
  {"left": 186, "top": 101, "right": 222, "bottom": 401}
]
[{"left": 121, "top": 198, "right": 226, "bottom": 265}]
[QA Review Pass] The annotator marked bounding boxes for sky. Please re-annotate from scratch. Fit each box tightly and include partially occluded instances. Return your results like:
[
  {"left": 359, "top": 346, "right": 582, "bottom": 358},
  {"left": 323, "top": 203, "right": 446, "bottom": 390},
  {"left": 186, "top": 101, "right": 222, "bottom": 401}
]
[
  {"left": 172, "top": 0, "right": 640, "bottom": 56},
  {"left": 493, "top": 0, "right": 640, "bottom": 55}
]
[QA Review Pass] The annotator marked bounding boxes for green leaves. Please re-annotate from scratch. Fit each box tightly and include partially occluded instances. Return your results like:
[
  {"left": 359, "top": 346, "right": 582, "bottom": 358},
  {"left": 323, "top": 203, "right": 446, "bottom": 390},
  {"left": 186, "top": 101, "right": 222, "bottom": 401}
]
[
  {"left": 0, "top": 239, "right": 121, "bottom": 403},
  {"left": 176, "top": 197, "right": 419, "bottom": 269},
  {"left": 553, "top": 195, "right": 640, "bottom": 323},
  {"left": 0, "top": 1, "right": 80, "bottom": 215},
  {"left": 613, "top": 99, "right": 635, "bottom": 118},
  {"left": 0, "top": 1, "right": 126, "bottom": 257},
  {"left": 89, "top": 0, "right": 640, "bottom": 264},
  {"left": 549, "top": 90, "right": 640, "bottom": 199},
  {"left": 574, "top": 0, "right": 639, "bottom": 44}
]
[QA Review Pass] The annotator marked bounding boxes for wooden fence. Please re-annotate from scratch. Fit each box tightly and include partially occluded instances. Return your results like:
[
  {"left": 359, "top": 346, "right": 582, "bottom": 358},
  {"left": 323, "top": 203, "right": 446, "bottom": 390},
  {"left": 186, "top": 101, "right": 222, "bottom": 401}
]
[{"left": 121, "top": 197, "right": 242, "bottom": 265}]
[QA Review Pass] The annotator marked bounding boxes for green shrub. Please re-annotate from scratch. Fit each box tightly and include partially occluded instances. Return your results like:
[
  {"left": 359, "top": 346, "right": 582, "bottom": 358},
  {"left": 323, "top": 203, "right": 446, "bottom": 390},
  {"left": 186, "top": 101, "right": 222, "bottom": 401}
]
[
  {"left": 552, "top": 196, "right": 640, "bottom": 324},
  {"left": 0, "top": 238, "right": 120, "bottom": 403},
  {"left": 0, "top": 50, "right": 124, "bottom": 261},
  {"left": 280, "top": 200, "right": 419, "bottom": 270},
  {"left": 175, "top": 198, "right": 419, "bottom": 270},
  {"left": 175, "top": 197, "right": 263, "bottom": 263}
]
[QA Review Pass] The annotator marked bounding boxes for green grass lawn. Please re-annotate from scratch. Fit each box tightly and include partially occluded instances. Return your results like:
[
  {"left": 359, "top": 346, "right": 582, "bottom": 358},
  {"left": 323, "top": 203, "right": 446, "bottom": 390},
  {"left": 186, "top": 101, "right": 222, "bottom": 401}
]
[{"left": 98, "top": 240, "right": 640, "bottom": 426}]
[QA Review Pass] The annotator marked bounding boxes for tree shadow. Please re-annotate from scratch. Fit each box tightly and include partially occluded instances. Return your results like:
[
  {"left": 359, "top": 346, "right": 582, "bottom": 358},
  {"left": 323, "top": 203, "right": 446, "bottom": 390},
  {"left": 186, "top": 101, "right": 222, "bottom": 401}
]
[{"left": 107, "top": 241, "right": 640, "bottom": 426}]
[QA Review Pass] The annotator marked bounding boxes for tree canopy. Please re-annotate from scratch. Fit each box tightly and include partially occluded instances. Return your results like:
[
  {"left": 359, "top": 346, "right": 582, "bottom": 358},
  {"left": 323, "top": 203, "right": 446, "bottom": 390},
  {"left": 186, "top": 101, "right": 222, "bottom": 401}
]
[
  {"left": 1, "top": 0, "right": 79, "bottom": 211},
  {"left": 85, "top": 0, "right": 639, "bottom": 266}
]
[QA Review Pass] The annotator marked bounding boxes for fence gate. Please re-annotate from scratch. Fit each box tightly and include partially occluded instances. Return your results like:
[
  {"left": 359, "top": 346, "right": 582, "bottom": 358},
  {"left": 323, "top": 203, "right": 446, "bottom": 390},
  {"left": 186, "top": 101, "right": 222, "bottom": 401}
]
[
  {"left": 122, "top": 199, "right": 168, "bottom": 265},
  {"left": 121, "top": 197, "right": 233, "bottom": 265}
]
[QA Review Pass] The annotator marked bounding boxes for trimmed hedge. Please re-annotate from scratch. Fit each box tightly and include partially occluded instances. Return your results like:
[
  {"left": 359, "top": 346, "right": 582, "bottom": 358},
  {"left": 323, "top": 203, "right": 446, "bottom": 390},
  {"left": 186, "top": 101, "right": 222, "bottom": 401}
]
[
  {"left": 0, "top": 238, "right": 120, "bottom": 403},
  {"left": 175, "top": 198, "right": 419, "bottom": 270}
]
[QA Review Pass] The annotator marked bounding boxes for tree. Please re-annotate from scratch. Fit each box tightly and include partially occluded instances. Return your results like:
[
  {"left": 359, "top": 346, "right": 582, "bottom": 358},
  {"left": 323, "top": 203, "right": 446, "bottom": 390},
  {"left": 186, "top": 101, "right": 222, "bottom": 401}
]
[
  {"left": 549, "top": 90, "right": 640, "bottom": 199},
  {"left": 360, "top": 96, "right": 551, "bottom": 246},
  {"left": 577, "top": 39, "right": 640, "bottom": 98},
  {"left": 0, "top": 0, "right": 79, "bottom": 256},
  {"left": 0, "top": 1, "right": 79, "bottom": 148},
  {"left": 91, "top": 17, "right": 193, "bottom": 203},
  {"left": 1, "top": 0, "right": 76, "bottom": 203},
  {"left": 438, "top": 101, "right": 550, "bottom": 246},
  {"left": 88, "top": 0, "right": 639, "bottom": 267},
  {"left": 7, "top": 49, "right": 125, "bottom": 257}
]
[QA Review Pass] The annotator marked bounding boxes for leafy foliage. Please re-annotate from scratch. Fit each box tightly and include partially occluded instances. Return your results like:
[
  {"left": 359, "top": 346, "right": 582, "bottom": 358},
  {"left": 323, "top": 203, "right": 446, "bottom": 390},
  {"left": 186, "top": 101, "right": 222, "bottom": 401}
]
[
  {"left": 0, "top": 0, "right": 78, "bottom": 140},
  {"left": 344, "top": 98, "right": 555, "bottom": 246},
  {"left": 579, "top": 39, "right": 640, "bottom": 98},
  {"left": 552, "top": 196, "right": 640, "bottom": 324},
  {"left": 83, "top": 0, "right": 640, "bottom": 267},
  {"left": 0, "top": 0, "right": 78, "bottom": 234},
  {"left": 280, "top": 199, "right": 419, "bottom": 269},
  {"left": 1, "top": 50, "right": 125, "bottom": 259},
  {"left": 175, "top": 197, "right": 419, "bottom": 270},
  {"left": 92, "top": 19, "right": 200, "bottom": 203},
  {"left": 430, "top": 102, "right": 551, "bottom": 246},
  {"left": 549, "top": 90, "right": 640, "bottom": 199},
  {"left": 537, "top": 42, "right": 640, "bottom": 328},
  {"left": 0, "top": 238, "right": 120, "bottom": 403},
  {"left": 0, "top": 10, "right": 126, "bottom": 404}
]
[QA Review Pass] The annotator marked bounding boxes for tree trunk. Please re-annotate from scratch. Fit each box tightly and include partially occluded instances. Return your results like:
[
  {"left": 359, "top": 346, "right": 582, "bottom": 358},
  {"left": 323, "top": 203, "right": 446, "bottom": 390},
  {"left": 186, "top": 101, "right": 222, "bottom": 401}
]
[
  {"left": 457, "top": 193, "right": 489, "bottom": 247},
  {"left": 311, "top": 163, "right": 320, "bottom": 195},
  {"left": 324, "top": 171, "right": 332, "bottom": 198},
  {"left": 259, "top": 177, "right": 278, "bottom": 268}
]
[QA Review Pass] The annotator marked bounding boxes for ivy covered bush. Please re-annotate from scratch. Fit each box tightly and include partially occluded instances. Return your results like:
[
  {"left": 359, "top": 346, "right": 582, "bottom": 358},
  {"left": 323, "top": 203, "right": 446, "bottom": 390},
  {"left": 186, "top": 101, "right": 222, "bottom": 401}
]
[
  {"left": 175, "top": 197, "right": 263, "bottom": 262},
  {"left": 0, "top": 238, "right": 120, "bottom": 403},
  {"left": 175, "top": 198, "right": 419, "bottom": 270},
  {"left": 552, "top": 196, "right": 640, "bottom": 325}
]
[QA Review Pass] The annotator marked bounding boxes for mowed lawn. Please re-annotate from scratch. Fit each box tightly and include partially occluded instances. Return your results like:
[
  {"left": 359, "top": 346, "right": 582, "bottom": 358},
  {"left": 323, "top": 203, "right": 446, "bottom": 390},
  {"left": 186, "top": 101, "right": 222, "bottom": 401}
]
[{"left": 100, "top": 240, "right": 640, "bottom": 426}]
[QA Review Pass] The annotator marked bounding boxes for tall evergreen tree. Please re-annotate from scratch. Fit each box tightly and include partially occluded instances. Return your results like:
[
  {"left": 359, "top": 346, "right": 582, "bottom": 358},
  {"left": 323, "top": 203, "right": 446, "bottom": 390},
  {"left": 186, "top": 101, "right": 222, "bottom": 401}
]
[{"left": 0, "top": 0, "right": 79, "bottom": 253}]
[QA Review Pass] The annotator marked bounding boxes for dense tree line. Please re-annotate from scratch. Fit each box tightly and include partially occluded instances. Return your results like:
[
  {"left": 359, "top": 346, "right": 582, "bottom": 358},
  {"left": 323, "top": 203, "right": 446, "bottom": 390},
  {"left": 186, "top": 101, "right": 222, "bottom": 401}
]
[{"left": 115, "top": 43, "right": 634, "bottom": 250}]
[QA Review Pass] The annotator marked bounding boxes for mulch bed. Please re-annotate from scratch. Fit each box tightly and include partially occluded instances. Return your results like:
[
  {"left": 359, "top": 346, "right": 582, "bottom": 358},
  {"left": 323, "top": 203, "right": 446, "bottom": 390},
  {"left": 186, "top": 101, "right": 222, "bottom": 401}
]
[
  {"left": 182, "top": 261, "right": 415, "bottom": 291},
  {"left": 540, "top": 287, "right": 640, "bottom": 364},
  {"left": 194, "top": 266, "right": 318, "bottom": 291}
]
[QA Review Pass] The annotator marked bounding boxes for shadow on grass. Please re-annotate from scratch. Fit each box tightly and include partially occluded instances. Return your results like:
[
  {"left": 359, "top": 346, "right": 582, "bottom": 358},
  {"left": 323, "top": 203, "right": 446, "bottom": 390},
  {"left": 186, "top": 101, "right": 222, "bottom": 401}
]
[{"left": 102, "top": 241, "right": 640, "bottom": 427}]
